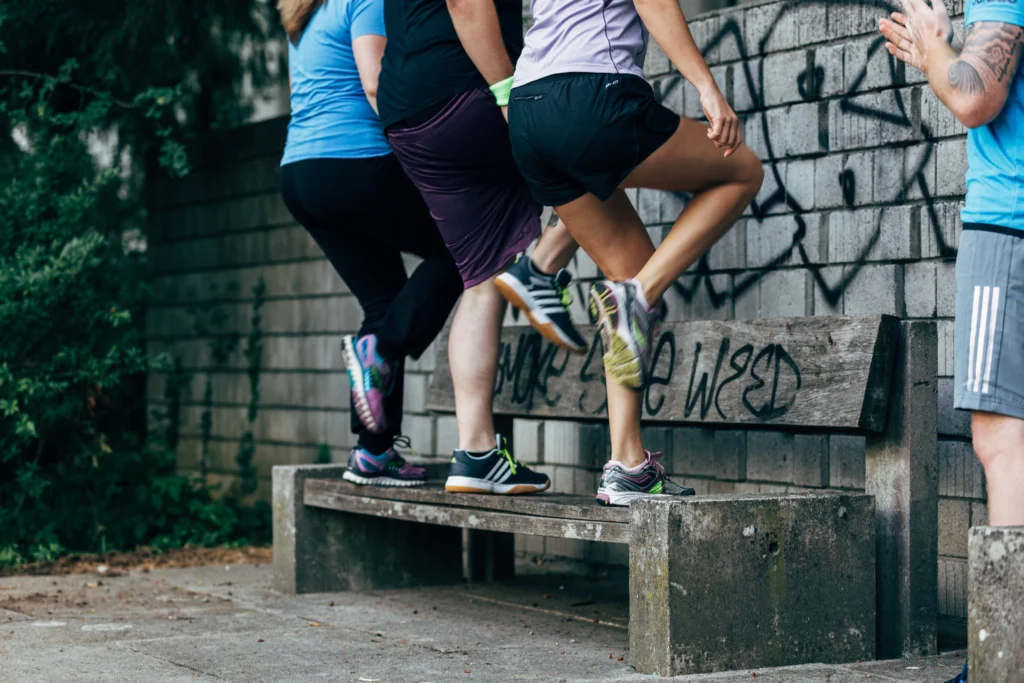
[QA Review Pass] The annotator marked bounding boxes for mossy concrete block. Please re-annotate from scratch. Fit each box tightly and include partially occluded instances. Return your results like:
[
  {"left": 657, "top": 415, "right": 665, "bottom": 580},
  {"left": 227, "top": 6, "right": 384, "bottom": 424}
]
[{"left": 629, "top": 492, "right": 876, "bottom": 676}]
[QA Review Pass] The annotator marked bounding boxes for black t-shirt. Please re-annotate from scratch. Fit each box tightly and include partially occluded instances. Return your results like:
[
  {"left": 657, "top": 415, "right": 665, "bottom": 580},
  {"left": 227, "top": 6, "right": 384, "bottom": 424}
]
[{"left": 377, "top": 0, "right": 524, "bottom": 129}]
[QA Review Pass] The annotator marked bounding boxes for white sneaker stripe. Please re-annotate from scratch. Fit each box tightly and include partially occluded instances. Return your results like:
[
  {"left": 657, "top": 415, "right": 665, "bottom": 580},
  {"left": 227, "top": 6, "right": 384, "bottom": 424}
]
[
  {"left": 491, "top": 461, "right": 510, "bottom": 483},
  {"left": 983, "top": 286, "right": 1000, "bottom": 394},
  {"left": 498, "top": 466, "right": 513, "bottom": 483},
  {"left": 974, "top": 286, "right": 991, "bottom": 394},
  {"left": 484, "top": 458, "right": 505, "bottom": 481},
  {"left": 968, "top": 285, "right": 980, "bottom": 393}
]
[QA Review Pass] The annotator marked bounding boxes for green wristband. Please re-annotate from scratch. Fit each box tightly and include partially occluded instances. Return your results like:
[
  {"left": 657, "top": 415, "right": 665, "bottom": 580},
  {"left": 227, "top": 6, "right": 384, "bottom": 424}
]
[{"left": 489, "top": 76, "right": 514, "bottom": 107}]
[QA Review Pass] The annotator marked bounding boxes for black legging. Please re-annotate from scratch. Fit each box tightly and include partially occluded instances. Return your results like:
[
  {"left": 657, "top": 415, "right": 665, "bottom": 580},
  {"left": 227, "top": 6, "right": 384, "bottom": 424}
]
[{"left": 281, "top": 154, "right": 463, "bottom": 453}]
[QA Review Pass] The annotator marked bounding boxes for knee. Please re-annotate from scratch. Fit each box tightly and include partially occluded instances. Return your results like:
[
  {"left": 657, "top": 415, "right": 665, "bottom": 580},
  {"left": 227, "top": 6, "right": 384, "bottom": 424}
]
[
  {"left": 460, "top": 278, "right": 504, "bottom": 308},
  {"left": 735, "top": 146, "right": 764, "bottom": 199},
  {"left": 971, "top": 412, "right": 1024, "bottom": 472}
]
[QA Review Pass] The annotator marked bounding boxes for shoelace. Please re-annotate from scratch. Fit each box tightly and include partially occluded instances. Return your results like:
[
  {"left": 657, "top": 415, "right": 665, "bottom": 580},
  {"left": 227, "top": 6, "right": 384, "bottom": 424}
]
[
  {"left": 496, "top": 437, "right": 520, "bottom": 476},
  {"left": 388, "top": 435, "right": 416, "bottom": 467},
  {"left": 555, "top": 281, "right": 573, "bottom": 309},
  {"left": 646, "top": 451, "right": 666, "bottom": 477}
]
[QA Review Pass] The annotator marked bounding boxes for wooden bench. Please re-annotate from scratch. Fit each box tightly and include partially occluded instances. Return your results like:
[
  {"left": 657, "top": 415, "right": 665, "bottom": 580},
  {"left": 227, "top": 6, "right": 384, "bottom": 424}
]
[{"left": 272, "top": 315, "right": 938, "bottom": 675}]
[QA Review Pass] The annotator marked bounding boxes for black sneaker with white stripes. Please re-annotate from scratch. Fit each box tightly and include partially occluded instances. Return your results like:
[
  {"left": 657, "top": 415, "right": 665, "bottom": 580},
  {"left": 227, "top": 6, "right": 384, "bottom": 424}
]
[
  {"left": 445, "top": 435, "right": 551, "bottom": 495},
  {"left": 496, "top": 257, "right": 588, "bottom": 353}
]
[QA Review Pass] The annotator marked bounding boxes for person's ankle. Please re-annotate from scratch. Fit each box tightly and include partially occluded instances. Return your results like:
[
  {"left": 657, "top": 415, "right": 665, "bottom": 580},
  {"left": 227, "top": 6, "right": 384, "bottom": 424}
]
[
  {"left": 457, "top": 434, "right": 497, "bottom": 454},
  {"left": 610, "top": 449, "right": 647, "bottom": 470},
  {"left": 629, "top": 277, "right": 665, "bottom": 313},
  {"left": 526, "top": 257, "right": 556, "bottom": 278}
]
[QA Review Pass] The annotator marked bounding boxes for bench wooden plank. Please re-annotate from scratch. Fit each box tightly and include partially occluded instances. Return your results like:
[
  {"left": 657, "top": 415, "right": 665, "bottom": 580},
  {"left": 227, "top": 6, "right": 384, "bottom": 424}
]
[
  {"left": 427, "top": 315, "right": 899, "bottom": 432},
  {"left": 304, "top": 480, "right": 629, "bottom": 523},
  {"left": 304, "top": 488, "right": 630, "bottom": 543}
]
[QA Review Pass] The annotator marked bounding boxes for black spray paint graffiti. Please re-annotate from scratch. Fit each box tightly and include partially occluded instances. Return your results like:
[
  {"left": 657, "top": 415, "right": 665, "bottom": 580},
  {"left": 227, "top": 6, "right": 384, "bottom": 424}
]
[
  {"left": 655, "top": 0, "right": 957, "bottom": 311},
  {"left": 504, "top": 0, "right": 957, "bottom": 326},
  {"left": 495, "top": 329, "right": 803, "bottom": 423}
]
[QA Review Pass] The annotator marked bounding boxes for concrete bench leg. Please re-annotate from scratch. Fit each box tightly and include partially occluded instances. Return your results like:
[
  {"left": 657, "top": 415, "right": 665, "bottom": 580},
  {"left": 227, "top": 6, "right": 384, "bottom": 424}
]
[
  {"left": 466, "top": 530, "right": 515, "bottom": 583},
  {"left": 865, "top": 321, "right": 938, "bottom": 658},
  {"left": 969, "top": 527, "right": 1024, "bottom": 682},
  {"left": 629, "top": 494, "right": 876, "bottom": 676},
  {"left": 273, "top": 465, "right": 463, "bottom": 594},
  {"left": 463, "top": 415, "right": 516, "bottom": 583}
]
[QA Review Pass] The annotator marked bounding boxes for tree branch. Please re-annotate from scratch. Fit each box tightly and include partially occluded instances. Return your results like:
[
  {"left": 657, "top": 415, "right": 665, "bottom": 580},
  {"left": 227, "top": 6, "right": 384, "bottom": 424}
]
[{"left": 0, "top": 69, "right": 137, "bottom": 109}]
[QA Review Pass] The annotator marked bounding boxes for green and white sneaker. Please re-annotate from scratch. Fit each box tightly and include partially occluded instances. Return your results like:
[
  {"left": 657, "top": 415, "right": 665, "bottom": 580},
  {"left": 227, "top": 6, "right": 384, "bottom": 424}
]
[
  {"left": 596, "top": 450, "right": 695, "bottom": 506},
  {"left": 588, "top": 279, "right": 662, "bottom": 389}
]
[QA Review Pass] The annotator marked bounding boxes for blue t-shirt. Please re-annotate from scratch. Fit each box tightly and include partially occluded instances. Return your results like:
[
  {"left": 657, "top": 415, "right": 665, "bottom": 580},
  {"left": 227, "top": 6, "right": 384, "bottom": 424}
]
[
  {"left": 962, "top": 0, "right": 1024, "bottom": 230},
  {"left": 281, "top": 0, "right": 391, "bottom": 165}
]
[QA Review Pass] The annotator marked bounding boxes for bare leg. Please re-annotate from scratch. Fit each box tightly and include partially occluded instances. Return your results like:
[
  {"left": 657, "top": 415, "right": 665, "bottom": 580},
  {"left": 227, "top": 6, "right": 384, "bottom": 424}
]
[
  {"left": 554, "top": 118, "right": 762, "bottom": 467},
  {"left": 449, "top": 278, "right": 508, "bottom": 452},
  {"left": 530, "top": 219, "right": 579, "bottom": 274},
  {"left": 972, "top": 412, "right": 1024, "bottom": 526},
  {"left": 622, "top": 117, "right": 763, "bottom": 305},
  {"left": 554, "top": 192, "right": 653, "bottom": 467}
]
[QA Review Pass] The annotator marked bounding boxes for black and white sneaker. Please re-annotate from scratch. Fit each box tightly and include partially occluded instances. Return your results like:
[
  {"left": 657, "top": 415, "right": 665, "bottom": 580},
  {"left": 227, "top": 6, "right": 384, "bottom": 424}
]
[
  {"left": 445, "top": 435, "right": 551, "bottom": 495},
  {"left": 496, "top": 257, "right": 588, "bottom": 353}
]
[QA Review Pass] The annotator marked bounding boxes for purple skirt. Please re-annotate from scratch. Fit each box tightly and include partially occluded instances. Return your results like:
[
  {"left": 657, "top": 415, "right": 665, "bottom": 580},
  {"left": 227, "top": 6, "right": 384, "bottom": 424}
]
[{"left": 386, "top": 87, "right": 541, "bottom": 288}]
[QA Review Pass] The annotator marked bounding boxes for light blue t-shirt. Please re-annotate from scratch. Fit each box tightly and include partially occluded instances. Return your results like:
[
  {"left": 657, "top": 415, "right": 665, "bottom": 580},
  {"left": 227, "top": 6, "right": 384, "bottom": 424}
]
[
  {"left": 281, "top": 0, "right": 391, "bottom": 165},
  {"left": 962, "top": 0, "right": 1024, "bottom": 230}
]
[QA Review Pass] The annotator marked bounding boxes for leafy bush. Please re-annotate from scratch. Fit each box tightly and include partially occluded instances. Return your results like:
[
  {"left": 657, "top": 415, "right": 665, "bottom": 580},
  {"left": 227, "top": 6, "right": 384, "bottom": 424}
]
[{"left": 0, "top": 11, "right": 275, "bottom": 565}]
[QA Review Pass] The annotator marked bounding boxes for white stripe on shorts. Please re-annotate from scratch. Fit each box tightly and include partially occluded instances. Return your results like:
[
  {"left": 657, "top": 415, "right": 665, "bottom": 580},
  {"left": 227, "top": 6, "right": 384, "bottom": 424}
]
[
  {"left": 974, "top": 286, "right": 991, "bottom": 393},
  {"left": 982, "top": 287, "right": 1001, "bottom": 394},
  {"left": 968, "top": 285, "right": 981, "bottom": 392}
]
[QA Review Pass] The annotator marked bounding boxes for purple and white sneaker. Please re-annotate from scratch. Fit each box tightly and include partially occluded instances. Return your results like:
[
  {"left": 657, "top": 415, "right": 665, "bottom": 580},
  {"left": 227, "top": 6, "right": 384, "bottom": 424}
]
[
  {"left": 343, "top": 334, "right": 395, "bottom": 434},
  {"left": 342, "top": 446, "right": 427, "bottom": 487},
  {"left": 595, "top": 451, "right": 695, "bottom": 506}
]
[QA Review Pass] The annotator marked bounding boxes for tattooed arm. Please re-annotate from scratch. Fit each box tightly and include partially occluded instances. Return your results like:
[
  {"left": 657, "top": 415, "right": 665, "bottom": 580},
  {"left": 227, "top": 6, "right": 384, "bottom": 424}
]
[
  {"left": 881, "top": 0, "right": 1024, "bottom": 128},
  {"left": 936, "top": 21, "right": 1023, "bottom": 127}
]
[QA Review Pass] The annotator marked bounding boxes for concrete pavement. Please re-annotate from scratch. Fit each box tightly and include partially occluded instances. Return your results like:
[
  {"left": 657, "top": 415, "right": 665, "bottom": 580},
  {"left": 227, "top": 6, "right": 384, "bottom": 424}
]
[{"left": 0, "top": 560, "right": 965, "bottom": 682}]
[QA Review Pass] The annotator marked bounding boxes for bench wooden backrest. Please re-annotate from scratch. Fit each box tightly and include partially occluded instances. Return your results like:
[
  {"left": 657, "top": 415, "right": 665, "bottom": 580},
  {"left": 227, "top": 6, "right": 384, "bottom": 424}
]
[{"left": 427, "top": 315, "right": 901, "bottom": 432}]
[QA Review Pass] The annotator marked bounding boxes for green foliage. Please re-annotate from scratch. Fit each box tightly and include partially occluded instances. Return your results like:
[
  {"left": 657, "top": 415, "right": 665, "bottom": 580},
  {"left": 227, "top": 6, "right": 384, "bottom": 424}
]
[
  {"left": 236, "top": 279, "right": 267, "bottom": 497},
  {"left": 0, "top": 3, "right": 279, "bottom": 566}
]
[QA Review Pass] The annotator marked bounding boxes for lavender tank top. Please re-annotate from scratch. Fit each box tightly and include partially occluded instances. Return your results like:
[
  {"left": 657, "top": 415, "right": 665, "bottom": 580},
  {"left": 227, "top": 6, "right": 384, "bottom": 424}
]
[{"left": 514, "top": 0, "right": 649, "bottom": 87}]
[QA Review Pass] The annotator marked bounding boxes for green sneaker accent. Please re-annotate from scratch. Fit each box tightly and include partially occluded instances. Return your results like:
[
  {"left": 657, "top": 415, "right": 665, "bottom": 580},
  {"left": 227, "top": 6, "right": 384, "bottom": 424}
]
[
  {"left": 632, "top": 319, "right": 649, "bottom": 350},
  {"left": 650, "top": 480, "right": 663, "bottom": 494},
  {"left": 555, "top": 281, "right": 573, "bottom": 309},
  {"left": 496, "top": 436, "right": 519, "bottom": 475}
]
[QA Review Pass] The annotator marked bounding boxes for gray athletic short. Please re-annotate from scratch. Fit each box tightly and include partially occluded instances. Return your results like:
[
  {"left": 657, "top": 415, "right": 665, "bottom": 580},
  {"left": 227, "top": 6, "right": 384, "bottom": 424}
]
[{"left": 954, "top": 225, "right": 1024, "bottom": 420}]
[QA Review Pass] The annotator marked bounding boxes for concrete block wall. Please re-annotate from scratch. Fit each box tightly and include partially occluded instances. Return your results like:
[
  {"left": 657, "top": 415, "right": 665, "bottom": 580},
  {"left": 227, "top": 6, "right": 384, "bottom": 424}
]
[
  {"left": 510, "top": 0, "right": 978, "bottom": 620},
  {"left": 145, "top": 118, "right": 447, "bottom": 502},
  {"left": 146, "top": 0, "right": 978, "bottom": 620}
]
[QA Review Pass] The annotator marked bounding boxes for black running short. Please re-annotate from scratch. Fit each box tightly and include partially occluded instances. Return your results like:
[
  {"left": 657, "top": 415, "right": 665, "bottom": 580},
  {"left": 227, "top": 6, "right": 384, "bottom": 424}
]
[{"left": 508, "top": 72, "right": 680, "bottom": 207}]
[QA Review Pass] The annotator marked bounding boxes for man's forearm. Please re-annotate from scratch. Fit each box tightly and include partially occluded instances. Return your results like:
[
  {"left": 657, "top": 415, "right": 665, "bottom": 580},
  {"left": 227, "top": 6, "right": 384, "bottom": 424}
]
[
  {"left": 447, "top": 0, "right": 514, "bottom": 84},
  {"left": 928, "top": 22, "right": 1024, "bottom": 128},
  {"left": 924, "top": 41, "right": 969, "bottom": 117}
]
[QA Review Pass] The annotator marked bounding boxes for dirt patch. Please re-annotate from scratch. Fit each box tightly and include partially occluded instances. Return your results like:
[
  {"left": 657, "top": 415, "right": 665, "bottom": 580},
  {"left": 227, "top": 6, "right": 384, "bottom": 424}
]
[{"left": 0, "top": 546, "right": 272, "bottom": 578}]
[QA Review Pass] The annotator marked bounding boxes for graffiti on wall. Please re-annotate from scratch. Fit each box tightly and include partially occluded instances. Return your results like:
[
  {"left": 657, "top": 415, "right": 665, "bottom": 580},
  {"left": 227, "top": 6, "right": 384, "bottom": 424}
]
[
  {"left": 494, "top": 327, "right": 803, "bottom": 422},
  {"left": 662, "top": 0, "right": 954, "bottom": 311},
  {"left": 525, "top": 0, "right": 958, "bottom": 319}
]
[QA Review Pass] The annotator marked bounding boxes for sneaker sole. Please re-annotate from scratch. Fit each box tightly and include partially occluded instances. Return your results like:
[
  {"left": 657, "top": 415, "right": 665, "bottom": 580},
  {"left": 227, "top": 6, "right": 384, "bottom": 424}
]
[
  {"left": 595, "top": 488, "right": 661, "bottom": 507},
  {"left": 588, "top": 283, "right": 644, "bottom": 389},
  {"left": 343, "top": 470, "right": 425, "bottom": 488},
  {"left": 445, "top": 476, "right": 551, "bottom": 495},
  {"left": 342, "top": 336, "right": 386, "bottom": 434},
  {"left": 495, "top": 274, "right": 586, "bottom": 354}
]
